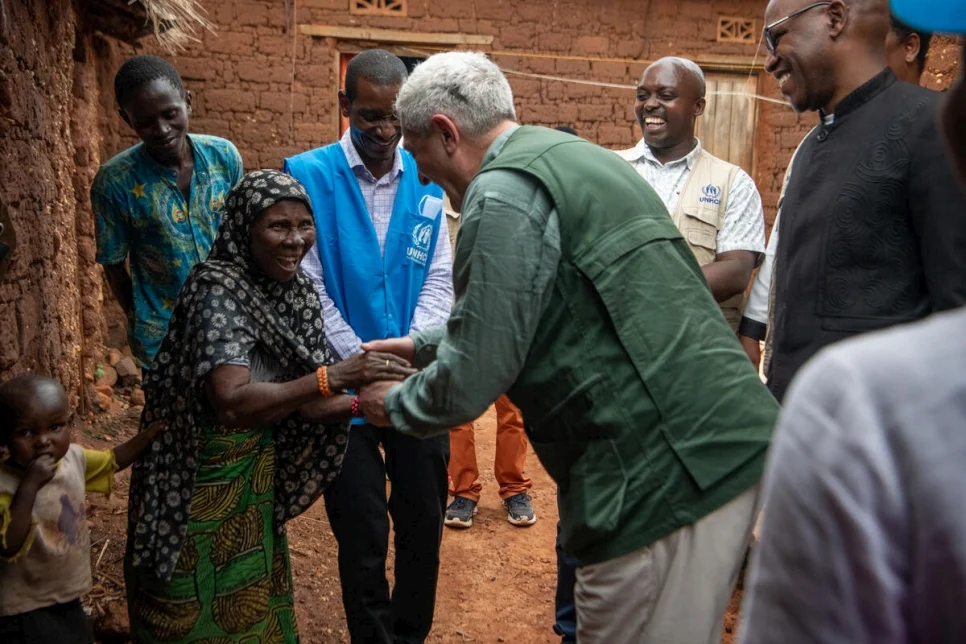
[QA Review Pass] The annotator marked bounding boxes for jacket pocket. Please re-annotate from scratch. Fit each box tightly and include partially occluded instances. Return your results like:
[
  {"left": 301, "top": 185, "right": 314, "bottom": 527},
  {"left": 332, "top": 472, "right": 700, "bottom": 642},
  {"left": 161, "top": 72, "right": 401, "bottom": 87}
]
[
  {"left": 680, "top": 206, "right": 718, "bottom": 265},
  {"left": 526, "top": 373, "right": 610, "bottom": 443},
  {"left": 557, "top": 439, "right": 628, "bottom": 555}
]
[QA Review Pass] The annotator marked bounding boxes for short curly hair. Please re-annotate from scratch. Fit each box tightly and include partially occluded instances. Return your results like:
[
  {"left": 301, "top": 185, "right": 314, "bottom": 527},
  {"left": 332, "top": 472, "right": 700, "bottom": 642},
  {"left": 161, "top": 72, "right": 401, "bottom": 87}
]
[{"left": 114, "top": 55, "right": 185, "bottom": 106}]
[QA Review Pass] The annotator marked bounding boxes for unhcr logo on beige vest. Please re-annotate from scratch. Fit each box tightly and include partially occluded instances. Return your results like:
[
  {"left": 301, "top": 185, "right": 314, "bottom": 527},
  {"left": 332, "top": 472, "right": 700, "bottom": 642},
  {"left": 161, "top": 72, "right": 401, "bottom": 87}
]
[{"left": 699, "top": 184, "right": 722, "bottom": 205}]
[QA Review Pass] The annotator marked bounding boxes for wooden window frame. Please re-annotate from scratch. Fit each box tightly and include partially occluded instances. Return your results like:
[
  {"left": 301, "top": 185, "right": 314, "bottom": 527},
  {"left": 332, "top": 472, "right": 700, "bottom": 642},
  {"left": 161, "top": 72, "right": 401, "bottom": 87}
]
[
  {"left": 717, "top": 17, "right": 757, "bottom": 44},
  {"left": 349, "top": 0, "right": 408, "bottom": 17}
]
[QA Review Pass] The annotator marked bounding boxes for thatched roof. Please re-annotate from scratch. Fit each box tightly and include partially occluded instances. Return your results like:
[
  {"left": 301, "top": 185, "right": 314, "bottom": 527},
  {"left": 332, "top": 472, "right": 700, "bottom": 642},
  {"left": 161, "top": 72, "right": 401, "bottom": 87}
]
[{"left": 85, "top": 0, "right": 213, "bottom": 52}]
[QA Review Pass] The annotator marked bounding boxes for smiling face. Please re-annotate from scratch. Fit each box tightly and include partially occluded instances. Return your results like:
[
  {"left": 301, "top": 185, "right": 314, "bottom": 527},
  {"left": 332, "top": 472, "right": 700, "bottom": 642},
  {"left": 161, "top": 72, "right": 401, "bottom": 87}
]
[
  {"left": 119, "top": 77, "right": 191, "bottom": 166},
  {"left": 635, "top": 60, "right": 705, "bottom": 156},
  {"left": 402, "top": 118, "right": 474, "bottom": 210},
  {"left": 340, "top": 78, "right": 402, "bottom": 169},
  {"left": 402, "top": 127, "right": 448, "bottom": 187},
  {"left": 763, "top": 0, "right": 838, "bottom": 112},
  {"left": 3, "top": 380, "right": 72, "bottom": 468},
  {"left": 249, "top": 200, "right": 316, "bottom": 282}
]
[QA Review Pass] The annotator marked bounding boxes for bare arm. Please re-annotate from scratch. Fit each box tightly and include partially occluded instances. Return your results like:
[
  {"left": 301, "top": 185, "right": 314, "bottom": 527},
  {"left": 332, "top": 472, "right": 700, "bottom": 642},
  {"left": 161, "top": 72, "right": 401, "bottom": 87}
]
[
  {"left": 112, "top": 421, "right": 165, "bottom": 470},
  {"left": 298, "top": 393, "right": 355, "bottom": 422},
  {"left": 701, "top": 250, "right": 756, "bottom": 303},
  {"left": 205, "top": 364, "right": 322, "bottom": 430},
  {"left": 1, "top": 456, "right": 56, "bottom": 557},
  {"left": 739, "top": 335, "right": 762, "bottom": 367},
  {"left": 205, "top": 352, "right": 415, "bottom": 429},
  {"left": 103, "top": 263, "right": 134, "bottom": 316}
]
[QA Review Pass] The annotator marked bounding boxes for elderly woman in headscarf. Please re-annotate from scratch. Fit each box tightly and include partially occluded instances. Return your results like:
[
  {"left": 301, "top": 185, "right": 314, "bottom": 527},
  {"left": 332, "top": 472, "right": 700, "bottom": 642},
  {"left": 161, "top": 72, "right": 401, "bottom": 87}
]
[{"left": 123, "top": 170, "right": 414, "bottom": 643}]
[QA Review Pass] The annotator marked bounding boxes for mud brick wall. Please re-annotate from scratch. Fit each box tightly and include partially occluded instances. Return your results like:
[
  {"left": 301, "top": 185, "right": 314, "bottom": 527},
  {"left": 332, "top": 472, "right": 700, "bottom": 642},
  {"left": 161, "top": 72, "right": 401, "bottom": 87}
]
[
  {"left": 97, "top": 1, "right": 961, "bottom": 231},
  {"left": 0, "top": 0, "right": 133, "bottom": 408},
  {"left": 0, "top": 0, "right": 957, "bottom": 408},
  {"left": 0, "top": 0, "right": 86, "bottom": 405},
  {"left": 98, "top": 0, "right": 791, "bottom": 207}
]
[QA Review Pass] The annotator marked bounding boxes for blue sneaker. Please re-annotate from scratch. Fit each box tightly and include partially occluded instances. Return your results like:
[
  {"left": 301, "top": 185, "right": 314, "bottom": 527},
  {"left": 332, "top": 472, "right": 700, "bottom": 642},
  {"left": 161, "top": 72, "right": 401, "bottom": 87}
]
[
  {"left": 504, "top": 492, "right": 537, "bottom": 526},
  {"left": 445, "top": 496, "right": 478, "bottom": 529}
]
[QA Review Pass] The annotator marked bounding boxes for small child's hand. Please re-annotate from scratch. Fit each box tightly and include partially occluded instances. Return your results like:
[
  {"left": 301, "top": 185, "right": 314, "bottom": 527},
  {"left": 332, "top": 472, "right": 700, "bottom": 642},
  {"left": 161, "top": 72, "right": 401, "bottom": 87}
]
[{"left": 23, "top": 454, "right": 57, "bottom": 490}]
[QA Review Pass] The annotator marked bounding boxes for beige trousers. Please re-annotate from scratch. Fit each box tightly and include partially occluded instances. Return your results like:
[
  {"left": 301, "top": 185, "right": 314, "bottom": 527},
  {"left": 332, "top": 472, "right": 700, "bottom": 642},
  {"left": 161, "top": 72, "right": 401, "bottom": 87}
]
[{"left": 575, "top": 483, "right": 761, "bottom": 644}]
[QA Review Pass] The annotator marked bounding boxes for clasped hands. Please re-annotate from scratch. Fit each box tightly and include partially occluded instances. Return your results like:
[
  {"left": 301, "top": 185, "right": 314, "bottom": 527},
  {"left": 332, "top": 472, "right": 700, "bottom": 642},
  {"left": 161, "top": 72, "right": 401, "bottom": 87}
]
[{"left": 356, "top": 336, "right": 416, "bottom": 427}]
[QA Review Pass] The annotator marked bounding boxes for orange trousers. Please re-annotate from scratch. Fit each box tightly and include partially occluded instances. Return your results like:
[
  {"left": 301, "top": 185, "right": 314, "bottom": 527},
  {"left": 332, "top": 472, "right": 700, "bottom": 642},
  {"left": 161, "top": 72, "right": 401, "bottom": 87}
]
[{"left": 448, "top": 394, "right": 532, "bottom": 502}]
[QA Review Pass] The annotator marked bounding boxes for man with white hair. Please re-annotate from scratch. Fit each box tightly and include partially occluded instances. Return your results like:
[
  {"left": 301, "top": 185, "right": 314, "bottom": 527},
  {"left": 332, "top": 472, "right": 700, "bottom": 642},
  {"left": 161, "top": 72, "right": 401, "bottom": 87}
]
[
  {"left": 617, "top": 57, "right": 766, "bottom": 336},
  {"left": 358, "top": 51, "right": 780, "bottom": 644}
]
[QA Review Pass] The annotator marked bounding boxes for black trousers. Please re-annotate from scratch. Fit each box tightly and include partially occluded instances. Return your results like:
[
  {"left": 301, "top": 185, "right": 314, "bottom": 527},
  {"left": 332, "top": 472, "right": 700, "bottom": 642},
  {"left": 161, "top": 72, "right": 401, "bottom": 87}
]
[
  {"left": 323, "top": 424, "right": 449, "bottom": 644},
  {"left": 0, "top": 599, "right": 93, "bottom": 644}
]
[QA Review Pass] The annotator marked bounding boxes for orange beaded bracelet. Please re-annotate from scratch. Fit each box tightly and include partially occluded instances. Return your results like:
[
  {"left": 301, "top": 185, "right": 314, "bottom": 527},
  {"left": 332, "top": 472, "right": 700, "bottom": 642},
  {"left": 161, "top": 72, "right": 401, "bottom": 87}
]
[{"left": 316, "top": 366, "right": 334, "bottom": 398}]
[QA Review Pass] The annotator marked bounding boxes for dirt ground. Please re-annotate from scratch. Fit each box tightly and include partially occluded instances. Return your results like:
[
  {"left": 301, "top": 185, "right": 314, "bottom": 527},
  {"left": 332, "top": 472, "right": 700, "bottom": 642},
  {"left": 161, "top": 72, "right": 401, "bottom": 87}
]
[{"left": 83, "top": 406, "right": 742, "bottom": 643}]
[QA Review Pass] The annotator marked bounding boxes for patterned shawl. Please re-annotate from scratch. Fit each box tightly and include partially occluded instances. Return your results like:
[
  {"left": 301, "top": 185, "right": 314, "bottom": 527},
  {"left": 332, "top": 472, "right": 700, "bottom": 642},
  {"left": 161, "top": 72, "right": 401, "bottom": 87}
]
[{"left": 127, "top": 170, "right": 349, "bottom": 580}]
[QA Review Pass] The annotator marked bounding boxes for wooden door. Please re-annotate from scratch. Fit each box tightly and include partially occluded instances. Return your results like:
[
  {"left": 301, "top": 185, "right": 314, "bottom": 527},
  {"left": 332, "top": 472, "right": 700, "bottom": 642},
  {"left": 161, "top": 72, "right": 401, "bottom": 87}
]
[{"left": 694, "top": 73, "right": 758, "bottom": 176}]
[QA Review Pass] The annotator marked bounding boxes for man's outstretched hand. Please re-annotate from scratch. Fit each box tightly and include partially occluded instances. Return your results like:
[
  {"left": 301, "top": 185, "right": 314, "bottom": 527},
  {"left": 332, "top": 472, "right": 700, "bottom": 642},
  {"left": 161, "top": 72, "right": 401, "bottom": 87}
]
[
  {"left": 361, "top": 336, "right": 416, "bottom": 364},
  {"left": 359, "top": 381, "right": 400, "bottom": 427}
]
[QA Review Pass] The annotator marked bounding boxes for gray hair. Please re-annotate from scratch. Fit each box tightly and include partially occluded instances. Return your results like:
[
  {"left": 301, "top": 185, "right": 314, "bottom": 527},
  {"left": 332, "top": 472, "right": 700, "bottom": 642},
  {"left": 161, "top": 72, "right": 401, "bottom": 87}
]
[
  {"left": 653, "top": 56, "right": 707, "bottom": 98},
  {"left": 395, "top": 52, "right": 517, "bottom": 138}
]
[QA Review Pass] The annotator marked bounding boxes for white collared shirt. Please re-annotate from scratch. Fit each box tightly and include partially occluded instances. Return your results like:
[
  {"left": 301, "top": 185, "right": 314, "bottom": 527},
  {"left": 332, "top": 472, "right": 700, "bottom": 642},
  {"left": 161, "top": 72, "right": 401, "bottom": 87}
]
[{"left": 623, "top": 138, "right": 766, "bottom": 256}]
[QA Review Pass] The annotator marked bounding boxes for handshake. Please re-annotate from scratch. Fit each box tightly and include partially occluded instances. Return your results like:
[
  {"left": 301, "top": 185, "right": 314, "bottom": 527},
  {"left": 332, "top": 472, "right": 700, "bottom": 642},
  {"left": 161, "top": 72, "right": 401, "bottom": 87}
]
[{"left": 356, "top": 336, "right": 417, "bottom": 427}]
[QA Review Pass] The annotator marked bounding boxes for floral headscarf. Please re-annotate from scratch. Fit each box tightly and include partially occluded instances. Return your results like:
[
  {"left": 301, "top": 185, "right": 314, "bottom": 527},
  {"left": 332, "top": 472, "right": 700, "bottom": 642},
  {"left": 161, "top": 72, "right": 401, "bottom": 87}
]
[{"left": 128, "top": 170, "right": 348, "bottom": 580}]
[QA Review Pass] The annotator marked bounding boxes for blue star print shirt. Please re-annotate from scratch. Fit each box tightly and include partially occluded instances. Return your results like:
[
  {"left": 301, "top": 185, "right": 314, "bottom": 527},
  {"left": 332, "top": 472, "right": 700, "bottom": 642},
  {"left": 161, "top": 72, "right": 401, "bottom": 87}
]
[{"left": 92, "top": 134, "right": 243, "bottom": 367}]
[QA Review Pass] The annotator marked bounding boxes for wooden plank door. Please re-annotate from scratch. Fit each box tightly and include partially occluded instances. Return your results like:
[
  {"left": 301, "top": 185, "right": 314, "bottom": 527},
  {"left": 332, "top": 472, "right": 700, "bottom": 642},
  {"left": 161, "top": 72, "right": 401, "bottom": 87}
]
[{"left": 694, "top": 73, "right": 758, "bottom": 176}]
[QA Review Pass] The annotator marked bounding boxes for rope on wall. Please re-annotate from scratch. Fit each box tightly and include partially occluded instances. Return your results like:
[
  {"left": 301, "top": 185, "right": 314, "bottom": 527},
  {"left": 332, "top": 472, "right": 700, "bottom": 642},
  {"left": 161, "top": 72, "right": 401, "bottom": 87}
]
[
  {"left": 395, "top": 46, "right": 791, "bottom": 108},
  {"left": 500, "top": 68, "right": 791, "bottom": 106}
]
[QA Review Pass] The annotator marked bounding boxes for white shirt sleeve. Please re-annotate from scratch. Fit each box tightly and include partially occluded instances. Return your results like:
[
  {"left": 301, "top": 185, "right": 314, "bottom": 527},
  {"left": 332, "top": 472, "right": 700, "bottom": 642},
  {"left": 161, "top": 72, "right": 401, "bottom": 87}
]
[
  {"left": 300, "top": 243, "right": 363, "bottom": 360},
  {"left": 716, "top": 168, "right": 766, "bottom": 255},
  {"left": 743, "top": 209, "right": 781, "bottom": 326}
]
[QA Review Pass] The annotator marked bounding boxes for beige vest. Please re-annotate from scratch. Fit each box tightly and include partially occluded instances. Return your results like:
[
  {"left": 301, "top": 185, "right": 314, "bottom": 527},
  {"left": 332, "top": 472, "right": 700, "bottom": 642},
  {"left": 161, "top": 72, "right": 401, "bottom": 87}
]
[
  {"left": 617, "top": 147, "right": 743, "bottom": 331},
  {"left": 672, "top": 150, "right": 742, "bottom": 330},
  {"left": 444, "top": 194, "right": 460, "bottom": 253}
]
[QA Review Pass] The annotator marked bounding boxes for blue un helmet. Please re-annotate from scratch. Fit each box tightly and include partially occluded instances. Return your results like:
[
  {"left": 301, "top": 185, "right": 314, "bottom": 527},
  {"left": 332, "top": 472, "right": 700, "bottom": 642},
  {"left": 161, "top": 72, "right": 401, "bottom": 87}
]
[{"left": 891, "top": 0, "right": 966, "bottom": 34}]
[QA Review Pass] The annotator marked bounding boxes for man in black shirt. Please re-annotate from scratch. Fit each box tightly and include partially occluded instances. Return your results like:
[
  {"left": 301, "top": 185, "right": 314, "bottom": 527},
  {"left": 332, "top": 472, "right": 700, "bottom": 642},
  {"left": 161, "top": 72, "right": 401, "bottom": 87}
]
[{"left": 762, "top": 0, "right": 966, "bottom": 402}]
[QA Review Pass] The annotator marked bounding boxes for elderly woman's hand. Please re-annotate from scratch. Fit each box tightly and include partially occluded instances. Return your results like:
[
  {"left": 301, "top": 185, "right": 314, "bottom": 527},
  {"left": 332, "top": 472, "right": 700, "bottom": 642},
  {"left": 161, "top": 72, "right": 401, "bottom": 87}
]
[{"left": 327, "top": 351, "right": 417, "bottom": 392}]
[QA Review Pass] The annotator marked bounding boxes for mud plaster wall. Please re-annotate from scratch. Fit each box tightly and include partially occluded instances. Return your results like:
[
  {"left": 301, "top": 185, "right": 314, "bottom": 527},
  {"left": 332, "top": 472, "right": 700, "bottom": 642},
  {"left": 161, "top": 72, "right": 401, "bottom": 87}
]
[
  {"left": 0, "top": 0, "right": 131, "bottom": 408},
  {"left": 98, "top": 0, "right": 799, "bottom": 225},
  {"left": 0, "top": 0, "right": 85, "bottom": 406}
]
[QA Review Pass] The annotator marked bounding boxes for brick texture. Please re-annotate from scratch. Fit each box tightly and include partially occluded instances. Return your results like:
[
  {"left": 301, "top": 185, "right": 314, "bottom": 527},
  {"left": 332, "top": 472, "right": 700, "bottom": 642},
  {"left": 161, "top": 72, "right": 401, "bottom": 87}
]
[
  {"left": 1, "top": 0, "right": 961, "bottom": 408},
  {"left": 98, "top": 0, "right": 961, "bottom": 230}
]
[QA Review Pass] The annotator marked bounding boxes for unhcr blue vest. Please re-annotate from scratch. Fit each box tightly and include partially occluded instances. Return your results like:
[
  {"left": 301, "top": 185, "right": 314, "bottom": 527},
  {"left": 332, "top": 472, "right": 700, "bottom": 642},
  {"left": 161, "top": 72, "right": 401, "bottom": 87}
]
[{"left": 285, "top": 143, "right": 444, "bottom": 344}]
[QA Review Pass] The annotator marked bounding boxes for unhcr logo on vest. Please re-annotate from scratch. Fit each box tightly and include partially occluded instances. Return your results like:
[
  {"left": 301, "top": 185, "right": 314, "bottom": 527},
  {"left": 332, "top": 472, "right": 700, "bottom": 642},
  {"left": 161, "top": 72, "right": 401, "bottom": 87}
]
[
  {"left": 407, "top": 222, "right": 433, "bottom": 266},
  {"left": 407, "top": 195, "right": 442, "bottom": 267},
  {"left": 412, "top": 222, "right": 434, "bottom": 250},
  {"left": 700, "top": 184, "right": 722, "bottom": 205}
]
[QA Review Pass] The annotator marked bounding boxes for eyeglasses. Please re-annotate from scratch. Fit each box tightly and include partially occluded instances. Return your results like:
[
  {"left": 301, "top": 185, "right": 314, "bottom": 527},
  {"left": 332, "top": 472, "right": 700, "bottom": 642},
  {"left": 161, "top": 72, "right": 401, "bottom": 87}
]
[
  {"left": 763, "top": 2, "right": 832, "bottom": 55},
  {"left": 357, "top": 110, "right": 400, "bottom": 127}
]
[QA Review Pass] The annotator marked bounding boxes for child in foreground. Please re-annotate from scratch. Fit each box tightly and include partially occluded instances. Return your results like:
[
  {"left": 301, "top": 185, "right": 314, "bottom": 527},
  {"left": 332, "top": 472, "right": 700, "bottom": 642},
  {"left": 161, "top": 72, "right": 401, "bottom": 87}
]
[{"left": 0, "top": 374, "right": 160, "bottom": 643}]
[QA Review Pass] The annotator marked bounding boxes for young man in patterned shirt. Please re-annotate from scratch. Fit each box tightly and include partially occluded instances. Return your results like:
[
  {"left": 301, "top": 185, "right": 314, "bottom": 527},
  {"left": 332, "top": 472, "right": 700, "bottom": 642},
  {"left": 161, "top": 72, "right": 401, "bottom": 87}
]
[{"left": 92, "top": 55, "right": 243, "bottom": 369}]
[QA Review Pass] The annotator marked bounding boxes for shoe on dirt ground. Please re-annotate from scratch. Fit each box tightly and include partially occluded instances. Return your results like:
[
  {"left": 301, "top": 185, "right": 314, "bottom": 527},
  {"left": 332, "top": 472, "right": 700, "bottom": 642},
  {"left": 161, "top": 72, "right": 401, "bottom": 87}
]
[
  {"left": 504, "top": 493, "right": 537, "bottom": 526},
  {"left": 444, "top": 496, "right": 478, "bottom": 529}
]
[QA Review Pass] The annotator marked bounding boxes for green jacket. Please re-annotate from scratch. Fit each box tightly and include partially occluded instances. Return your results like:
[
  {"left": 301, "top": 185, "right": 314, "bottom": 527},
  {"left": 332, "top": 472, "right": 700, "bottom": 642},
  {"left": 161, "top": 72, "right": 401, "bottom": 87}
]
[{"left": 483, "top": 126, "right": 779, "bottom": 564}]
